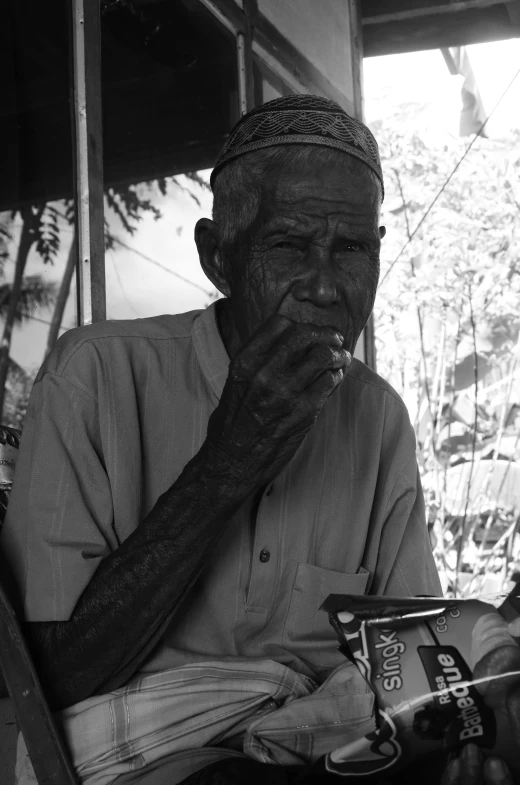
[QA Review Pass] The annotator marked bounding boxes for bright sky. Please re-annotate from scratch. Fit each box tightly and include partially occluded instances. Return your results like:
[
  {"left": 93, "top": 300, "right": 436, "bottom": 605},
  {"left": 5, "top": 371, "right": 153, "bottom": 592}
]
[
  {"left": 364, "top": 38, "right": 520, "bottom": 135},
  {"left": 8, "top": 38, "right": 520, "bottom": 375}
]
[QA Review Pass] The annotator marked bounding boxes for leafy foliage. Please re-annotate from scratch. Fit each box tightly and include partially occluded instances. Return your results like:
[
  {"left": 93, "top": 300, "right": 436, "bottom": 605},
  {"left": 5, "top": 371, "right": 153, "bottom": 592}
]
[
  {"left": 2, "top": 360, "right": 33, "bottom": 430},
  {"left": 104, "top": 184, "right": 162, "bottom": 250},
  {"left": 0, "top": 215, "right": 13, "bottom": 265},
  {"left": 0, "top": 277, "right": 56, "bottom": 324},
  {"left": 375, "top": 121, "right": 520, "bottom": 596},
  {"left": 0, "top": 173, "right": 207, "bottom": 423},
  {"left": 35, "top": 205, "right": 62, "bottom": 264}
]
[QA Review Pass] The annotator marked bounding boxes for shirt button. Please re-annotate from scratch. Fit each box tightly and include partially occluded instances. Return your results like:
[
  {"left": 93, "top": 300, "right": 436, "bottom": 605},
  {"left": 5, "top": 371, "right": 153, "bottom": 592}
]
[
  {"left": 259, "top": 548, "right": 270, "bottom": 563},
  {"left": 266, "top": 485, "right": 274, "bottom": 496}
]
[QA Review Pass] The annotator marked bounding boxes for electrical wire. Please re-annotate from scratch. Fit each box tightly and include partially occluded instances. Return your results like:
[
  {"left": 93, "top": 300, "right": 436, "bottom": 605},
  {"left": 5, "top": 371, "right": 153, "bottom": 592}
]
[
  {"left": 53, "top": 211, "right": 215, "bottom": 297},
  {"left": 17, "top": 312, "right": 73, "bottom": 332},
  {"left": 111, "top": 237, "right": 214, "bottom": 297},
  {"left": 108, "top": 251, "right": 143, "bottom": 317},
  {"left": 377, "top": 65, "right": 520, "bottom": 291}
]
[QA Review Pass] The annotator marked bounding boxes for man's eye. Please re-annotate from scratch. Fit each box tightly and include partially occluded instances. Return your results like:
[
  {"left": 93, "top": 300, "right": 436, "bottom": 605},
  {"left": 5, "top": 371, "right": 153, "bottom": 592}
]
[
  {"left": 274, "top": 241, "right": 297, "bottom": 250},
  {"left": 341, "top": 241, "right": 364, "bottom": 252}
]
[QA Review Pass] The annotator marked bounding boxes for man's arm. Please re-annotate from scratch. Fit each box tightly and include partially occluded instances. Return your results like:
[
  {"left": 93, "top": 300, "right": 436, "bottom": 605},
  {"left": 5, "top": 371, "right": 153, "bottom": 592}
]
[
  {"left": 24, "top": 316, "right": 350, "bottom": 710},
  {"left": 25, "top": 449, "right": 250, "bottom": 710}
]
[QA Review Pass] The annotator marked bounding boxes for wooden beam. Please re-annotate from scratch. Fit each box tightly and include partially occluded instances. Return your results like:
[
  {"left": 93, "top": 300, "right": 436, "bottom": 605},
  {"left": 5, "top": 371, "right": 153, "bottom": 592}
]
[
  {"left": 348, "top": 0, "right": 377, "bottom": 370},
  {"left": 104, "top": 138, "right": 228, "bottom": 191},
  {"left": 349, "top": 0, "right": 365, "bottom": 121},
  {"left": 192, "top": 0, "right": 355, "bottom": 112},
  {"left": 254, "top": 55, "right": 297, "bottom": 99},
  {"left": 0, "top": 550, "right": 79, "bottom": 784},
  {"left": 363, "top": 315, "right": 377, "bottom": 370},
  {"left": 195, "top": 0, "right": 244, "bottom": 34},
  {"left": 72, "top": 0, "right": 105, "bottom": 326},
  {"left": 362, "top": 0, "right": 507, "bottom": 25},
  {"left": 506, "top": 0, "right": 520, "bottom": 25},
  {"left": 441, "top": 47, "right": 460, "bottom": 75},
  {"left": 363, "top": 5, "right": 519, "bottom": 57},
  {"left": 253, "top": 13, "right": 356, "bottom": 114},
  {"left": 243, "top": 0, "right": 257, "bottom": 109}
]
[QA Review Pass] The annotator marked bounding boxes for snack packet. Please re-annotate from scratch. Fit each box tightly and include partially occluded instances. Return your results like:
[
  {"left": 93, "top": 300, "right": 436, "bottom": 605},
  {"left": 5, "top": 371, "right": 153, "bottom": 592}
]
[{"left": 313, "top": 587, "right": 520, "bottom": 779}]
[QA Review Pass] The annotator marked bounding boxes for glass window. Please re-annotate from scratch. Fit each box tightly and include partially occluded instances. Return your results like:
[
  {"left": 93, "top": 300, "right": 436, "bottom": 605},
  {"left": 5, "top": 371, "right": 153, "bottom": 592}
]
[{"left": 100, "top": 1, "right": 239, "bottom": 319}]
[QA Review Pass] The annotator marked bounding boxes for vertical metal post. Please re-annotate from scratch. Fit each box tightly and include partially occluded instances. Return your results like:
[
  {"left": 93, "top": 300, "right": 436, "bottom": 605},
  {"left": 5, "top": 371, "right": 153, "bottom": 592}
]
[
  {"left": 350, "top": 0, "right": 377, "bottom": 370},
  {"left": 237, "top": 0, "right": 256, "bottom": 114},
  {"left": 72, "top": 0, "right": 106, "bottom": 326},
  {"left": 350, "top": 0, "right": 365, "bottom": 122},
  {"left": 236, "top": 33, "right": 249, "bottom": 115},
  {"left": 195, "top": 0, "right": 254, "bottom": 117}
]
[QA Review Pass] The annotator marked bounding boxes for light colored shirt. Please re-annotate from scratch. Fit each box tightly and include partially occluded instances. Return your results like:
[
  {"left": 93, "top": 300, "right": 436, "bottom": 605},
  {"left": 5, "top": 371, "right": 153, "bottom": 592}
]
[
  {"left": 3, "top": 301, "right": 441, "bottom": 785},
  {"left": 3, "top": 301, "right": 440, "bottom": 681}
]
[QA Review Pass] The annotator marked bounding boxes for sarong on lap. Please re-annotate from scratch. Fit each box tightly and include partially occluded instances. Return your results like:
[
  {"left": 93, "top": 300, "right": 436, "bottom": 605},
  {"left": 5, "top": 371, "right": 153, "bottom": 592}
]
[{"left": 16, "top": 659, "right": 373, "bottom": 785}]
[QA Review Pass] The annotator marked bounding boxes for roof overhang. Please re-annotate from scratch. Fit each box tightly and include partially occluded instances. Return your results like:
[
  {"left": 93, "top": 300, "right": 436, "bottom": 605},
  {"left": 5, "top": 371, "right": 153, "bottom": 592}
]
[{"left": 362, "top": 0, "right": 520, "bottom": 56}]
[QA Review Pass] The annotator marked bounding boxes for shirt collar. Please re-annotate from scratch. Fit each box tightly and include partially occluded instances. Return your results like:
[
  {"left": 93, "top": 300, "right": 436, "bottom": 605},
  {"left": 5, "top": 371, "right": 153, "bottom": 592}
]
[{"left": 192, "top": 300, "right": 230, "bottom": 399}]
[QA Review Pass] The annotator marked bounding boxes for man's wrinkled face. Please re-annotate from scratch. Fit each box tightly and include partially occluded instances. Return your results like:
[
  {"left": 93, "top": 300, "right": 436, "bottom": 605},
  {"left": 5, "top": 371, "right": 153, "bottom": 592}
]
[{"left": 224, "top": 155, "right": 384, "bottom": 354}]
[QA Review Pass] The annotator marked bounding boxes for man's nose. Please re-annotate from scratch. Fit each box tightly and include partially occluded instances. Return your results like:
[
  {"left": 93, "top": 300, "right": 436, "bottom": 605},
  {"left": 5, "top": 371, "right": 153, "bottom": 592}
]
[{"left": 292, "top": 255, "right": 338, "bottom": 307}]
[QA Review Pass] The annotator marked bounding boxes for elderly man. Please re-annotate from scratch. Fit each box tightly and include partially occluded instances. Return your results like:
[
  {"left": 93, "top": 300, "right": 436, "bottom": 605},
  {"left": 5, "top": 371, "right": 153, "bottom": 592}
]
[{"left": 2, "top": 96, "right": 516, "bottom": 785}]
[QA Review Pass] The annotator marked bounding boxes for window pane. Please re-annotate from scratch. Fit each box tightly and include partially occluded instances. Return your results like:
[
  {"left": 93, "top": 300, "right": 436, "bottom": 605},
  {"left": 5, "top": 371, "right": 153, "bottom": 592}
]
[{"left": 100, "top": 1, "right": 238, "bottom": 319}]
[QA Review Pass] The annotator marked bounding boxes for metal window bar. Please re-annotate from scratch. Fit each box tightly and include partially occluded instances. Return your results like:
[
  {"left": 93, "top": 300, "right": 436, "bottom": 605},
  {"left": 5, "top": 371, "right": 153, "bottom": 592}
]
[
  {"left": 72, "top": 0, "right": 106, "bottom": 326},
  {"left": 197, "top": 0, "right": 255, "bottom": 116}
]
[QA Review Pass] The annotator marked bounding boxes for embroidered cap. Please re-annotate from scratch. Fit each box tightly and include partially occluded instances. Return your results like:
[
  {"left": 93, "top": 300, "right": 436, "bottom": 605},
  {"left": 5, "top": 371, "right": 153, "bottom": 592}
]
[{"left": 210, "top": 94, "right": 384, "bottom": 198}]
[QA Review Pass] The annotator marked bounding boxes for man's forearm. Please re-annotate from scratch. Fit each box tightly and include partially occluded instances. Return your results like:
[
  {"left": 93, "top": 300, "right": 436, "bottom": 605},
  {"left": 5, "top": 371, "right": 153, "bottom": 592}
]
[{"left": 25, "top": 450, "right": 251, "bottom": 710}]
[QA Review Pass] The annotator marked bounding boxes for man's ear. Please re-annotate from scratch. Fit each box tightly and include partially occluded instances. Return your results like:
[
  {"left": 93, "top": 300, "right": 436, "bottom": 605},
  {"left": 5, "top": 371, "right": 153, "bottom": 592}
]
[
  {"left": 379, "top": 225, "right": 386, "bottom": 240},
  {"left": 194, "top": 218, "right": 231, "bottom": 297}
]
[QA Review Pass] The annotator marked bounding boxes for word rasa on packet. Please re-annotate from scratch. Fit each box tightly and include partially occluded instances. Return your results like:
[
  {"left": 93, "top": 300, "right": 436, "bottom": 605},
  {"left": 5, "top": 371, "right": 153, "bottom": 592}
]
[{"left": 311, "top": 589, "right": 520, "bottom": 780}]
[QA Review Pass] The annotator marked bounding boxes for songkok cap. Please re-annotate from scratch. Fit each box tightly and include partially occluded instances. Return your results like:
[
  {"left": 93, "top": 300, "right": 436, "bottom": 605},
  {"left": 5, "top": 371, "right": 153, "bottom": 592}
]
[{"left": 210, "top": 94, "right": 384, "bottom": 199}]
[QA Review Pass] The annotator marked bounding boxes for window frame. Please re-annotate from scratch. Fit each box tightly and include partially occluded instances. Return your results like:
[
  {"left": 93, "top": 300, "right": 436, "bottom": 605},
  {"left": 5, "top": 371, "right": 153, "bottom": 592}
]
[{"left": 71, "top": 0, "right": 372, "bottom": 365}]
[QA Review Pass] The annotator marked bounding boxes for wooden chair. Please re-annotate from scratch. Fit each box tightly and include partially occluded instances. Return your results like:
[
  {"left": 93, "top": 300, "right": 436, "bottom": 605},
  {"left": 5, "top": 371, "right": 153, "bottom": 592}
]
[{"left": 0, "top": 425, "right": 78, "bottom": 785}]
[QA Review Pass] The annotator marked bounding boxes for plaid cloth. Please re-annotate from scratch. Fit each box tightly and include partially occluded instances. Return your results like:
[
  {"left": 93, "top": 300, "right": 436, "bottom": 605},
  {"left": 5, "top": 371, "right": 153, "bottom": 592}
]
[{"left": 16, "top": 659, "right": 373, "bottom": 785}]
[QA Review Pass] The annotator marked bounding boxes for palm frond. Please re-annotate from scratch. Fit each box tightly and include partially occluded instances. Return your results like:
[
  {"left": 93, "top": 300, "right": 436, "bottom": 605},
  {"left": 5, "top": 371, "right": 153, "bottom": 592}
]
[{"left": 0, "top": 276, "right": 56, "bottom": 324}]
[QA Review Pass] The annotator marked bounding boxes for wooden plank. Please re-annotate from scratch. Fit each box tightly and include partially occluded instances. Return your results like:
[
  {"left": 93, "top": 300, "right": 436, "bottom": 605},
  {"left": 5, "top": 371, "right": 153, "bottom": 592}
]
[
  {"left": 349, "top": 0, "right": 372, "bottom": 369},
  {"left": 105, "top": 139, "right": 227, "bottom": 189},
  {"left": 362, "top": 0, "right": 507, "bottom": 25},
  {"left": 254, "top": 54, "right": 297, "bottom": 99},
  {"left": 72, "top": 0, "right": 105, "bottom": 326},
  {"left": 441, "top": 47, "right": 460, "bottom": 75},
  {"left": 363, "top": 5, "right": 518, "bottom": 56},
  {"left": 0, "top": 697, "right": 17, "bottom": 785},
  {"left": 253, "top": 13, "right": 356, "bottom": 113},
  {"left": 349, "top": 0, "right": 365, "bottom": 121},
  {"left": 0, "top": 554, "right": 78, "bottom": 784},
  {"left": 363, "top": 316, "right": 377, "bottom": 370},
  {"left": 506, "top": 0, "right": 520, "bottom": 24},
  {"left": 243, "top": 0, "right": 257, "bottom": 110},
  {"left": 194, "top": 0, "right": 356, "bottom": 112},
  {"left": 195, "top": 0, "right": 244, "bottom": 33},
  {"left": 257, "top": 0, "right": 354, "bottom": 99}
]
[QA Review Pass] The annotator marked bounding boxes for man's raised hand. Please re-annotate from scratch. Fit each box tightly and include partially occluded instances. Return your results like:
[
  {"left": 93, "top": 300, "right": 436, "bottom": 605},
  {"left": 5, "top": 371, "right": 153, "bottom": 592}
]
[{"left": 204, "top": 314, "right": 351, "bottom": 491}]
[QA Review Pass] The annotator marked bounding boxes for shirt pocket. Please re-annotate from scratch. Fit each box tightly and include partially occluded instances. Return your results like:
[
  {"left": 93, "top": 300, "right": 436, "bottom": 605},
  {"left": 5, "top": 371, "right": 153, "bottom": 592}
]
[{"left": 282, "top": 562, "right": 370, "bottom": 680}]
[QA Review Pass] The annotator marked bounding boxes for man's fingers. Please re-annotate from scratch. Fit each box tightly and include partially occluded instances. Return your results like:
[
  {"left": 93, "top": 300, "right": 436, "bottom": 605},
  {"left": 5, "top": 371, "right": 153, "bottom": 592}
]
[
  {"left": 506, "top": 680, "right": 520, "bottom": 739},
  {"left": 458, "top": 743, "right": 484, "bottom": 785},
  {"left": 305, "top": 366, "right": 346, "bottom": 405},
  {"left": 240, "top": 314, "right": 294, "bottom": 360},
  {"left": 483, "top": 758, "right": 514, "bottom": 785},
  {"left": 441, "top": 756, "right": 461, "bottom": 785},
  {"left": 274, "top": 343, "right": 350, "bottom": 392},
  {"left": 241, "top": 317, "right": 343, "bottom": 369},
  {"left": 442, "top": 752, "right": 514, "bottom": 785}
]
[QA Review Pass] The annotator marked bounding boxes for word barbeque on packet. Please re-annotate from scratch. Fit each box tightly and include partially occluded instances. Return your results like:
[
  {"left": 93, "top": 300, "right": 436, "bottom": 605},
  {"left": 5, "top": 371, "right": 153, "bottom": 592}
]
[{"left": 315, "top": 587, "right": 520, "bottom": 779}]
